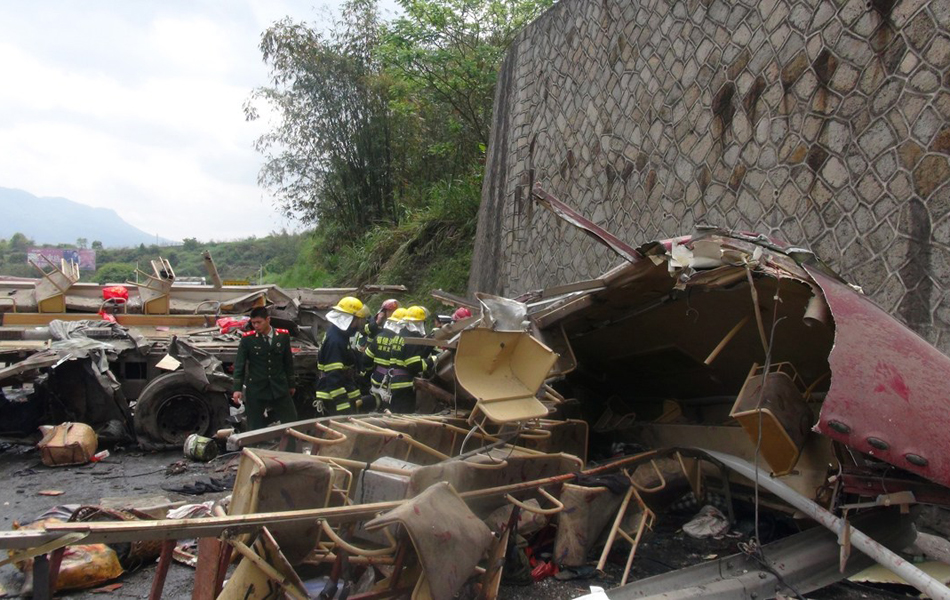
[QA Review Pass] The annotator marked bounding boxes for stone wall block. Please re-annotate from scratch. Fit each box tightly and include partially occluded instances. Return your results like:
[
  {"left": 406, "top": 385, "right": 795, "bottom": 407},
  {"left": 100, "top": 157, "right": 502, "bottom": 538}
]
[
  {"left": 905, "top": 10, "right": 938, "bottom": 51},
  {"left": 914, "top": 155, "right": 950, "bottom": 197},
  {"left": 876, "top": 151, "right": 901, "bottom": 182},
  {"left": 470, "top": 0, "right": 950, "bottom": 338},
  {"left": 909, "top": 67, "right": 942, "bottom": 93}
]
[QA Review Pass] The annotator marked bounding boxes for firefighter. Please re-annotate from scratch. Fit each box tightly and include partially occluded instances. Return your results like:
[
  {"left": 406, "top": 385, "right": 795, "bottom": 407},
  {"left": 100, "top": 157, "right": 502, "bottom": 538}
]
[
  {"left": 355, "top": 299, "right": 400, "bottom": 390},
  {"left": 366, "top": 307, "right": 408, "bottom": 408},
  {"left": 390, "top": 305, "right": 434, "bottom": 414},
  {"left": 365, "top": 299, "right": 400, "bottom": 340},
  {"left": 315, "top": 296, "right": 366, "bottom": 416}
]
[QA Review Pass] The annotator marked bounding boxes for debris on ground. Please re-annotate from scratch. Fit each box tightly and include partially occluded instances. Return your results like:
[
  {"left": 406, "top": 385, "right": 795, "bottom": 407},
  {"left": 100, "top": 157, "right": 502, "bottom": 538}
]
[
  {"left": 682, "top": 505, "right": 730, "bottom": 539},
  {"left": 182, "top": 433, "right": 218, "bottom": 462},
  {"left": 37, "top": 422, "right": 98, "bottom": 467},
  {"left": 161, "top": 474, "right": 234, "bottom": 496},
  {"left": 3, "top": 211, "right": 950, "bottom": 599}
]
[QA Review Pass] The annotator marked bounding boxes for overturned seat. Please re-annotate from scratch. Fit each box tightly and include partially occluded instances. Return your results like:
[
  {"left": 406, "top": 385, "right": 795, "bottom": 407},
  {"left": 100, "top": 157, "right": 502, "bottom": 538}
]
[
  {"left": 408, "top": 450, "right": 583, "bottom": 516},
  {"left": 455, "top": 328, "right": 558, "bottom": 425},
  {"left": 366, "top": 482, "right": 494, "bottom": 600},
  {"left": 228, "top": 448, "right": 346, "bottom": 564}
]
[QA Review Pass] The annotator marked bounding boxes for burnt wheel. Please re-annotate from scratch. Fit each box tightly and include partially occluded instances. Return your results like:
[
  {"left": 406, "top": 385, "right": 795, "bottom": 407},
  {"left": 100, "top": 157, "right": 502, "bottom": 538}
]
[{"left": 133, "top": 372, "right": 228, "bottom": 445}]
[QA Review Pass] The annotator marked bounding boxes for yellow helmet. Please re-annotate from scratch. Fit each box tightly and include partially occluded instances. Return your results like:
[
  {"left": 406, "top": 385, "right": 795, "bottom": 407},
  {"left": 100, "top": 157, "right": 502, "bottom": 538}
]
[
  {"left": 332, "top": 296, "right": 364, "bottom": 315},
  {"left": 405, "top": 305, "right": 428, "bottom": 321},
  {"left": 391, "top": 307, "right": 409, "bottom": 321},
  {"left": 354, "top": 304, "right": 371, "bottom": 318}
]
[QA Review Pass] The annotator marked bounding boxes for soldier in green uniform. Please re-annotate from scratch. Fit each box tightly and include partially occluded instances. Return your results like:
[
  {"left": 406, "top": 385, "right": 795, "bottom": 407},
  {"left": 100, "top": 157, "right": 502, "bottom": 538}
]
[{"left": 231, "top": 306, "right": 298, "bottom": 430}]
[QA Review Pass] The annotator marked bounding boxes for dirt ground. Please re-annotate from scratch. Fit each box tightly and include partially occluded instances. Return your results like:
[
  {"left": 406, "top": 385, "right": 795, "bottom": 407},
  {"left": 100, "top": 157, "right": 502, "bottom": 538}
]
[
  {"left": 0, "top": 444, "right": 226, "bottom": 599},
  {"left": 0, "top": 445, "right": 913, "bottom": 599}
]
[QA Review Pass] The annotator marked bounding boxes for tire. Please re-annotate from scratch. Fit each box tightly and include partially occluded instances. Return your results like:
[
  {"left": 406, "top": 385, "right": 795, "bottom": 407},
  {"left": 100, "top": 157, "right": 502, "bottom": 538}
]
[{"left": 133, "top": 372, "right": 228, "bottom": 446}]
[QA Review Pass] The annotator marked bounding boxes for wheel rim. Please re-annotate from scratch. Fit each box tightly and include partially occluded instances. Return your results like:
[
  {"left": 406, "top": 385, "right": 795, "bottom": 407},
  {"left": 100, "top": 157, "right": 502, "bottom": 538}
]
[{"left": 155, "top": 393, "right": 211, "bottom": 444}]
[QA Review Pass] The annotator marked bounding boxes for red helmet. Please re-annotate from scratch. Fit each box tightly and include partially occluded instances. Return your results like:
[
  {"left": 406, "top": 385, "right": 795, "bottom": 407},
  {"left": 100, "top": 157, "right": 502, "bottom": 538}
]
[
  {"left": 381, "top": 299, "right": 400, "bottom": 312},
  {"left": 452, "top": 307, "right": 473, "bottom": 321}
]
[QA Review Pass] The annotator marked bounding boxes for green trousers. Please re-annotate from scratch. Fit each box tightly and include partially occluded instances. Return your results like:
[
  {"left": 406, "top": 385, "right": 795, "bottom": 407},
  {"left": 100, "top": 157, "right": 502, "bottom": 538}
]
[{"left": 245, "top": 393, "right": 298, "bottom": 431}]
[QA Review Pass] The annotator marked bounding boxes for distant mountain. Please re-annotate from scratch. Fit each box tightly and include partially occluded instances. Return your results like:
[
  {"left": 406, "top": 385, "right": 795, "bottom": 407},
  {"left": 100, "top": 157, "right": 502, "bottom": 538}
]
[{"left": 0, "top": 187, "right": 176, "bottom": 248}]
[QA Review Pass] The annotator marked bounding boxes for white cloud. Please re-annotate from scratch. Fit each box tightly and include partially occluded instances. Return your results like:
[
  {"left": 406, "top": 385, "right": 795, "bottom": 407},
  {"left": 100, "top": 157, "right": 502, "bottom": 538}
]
[{"left": 0, "top": 0, "right": 396, "bottom": 242}]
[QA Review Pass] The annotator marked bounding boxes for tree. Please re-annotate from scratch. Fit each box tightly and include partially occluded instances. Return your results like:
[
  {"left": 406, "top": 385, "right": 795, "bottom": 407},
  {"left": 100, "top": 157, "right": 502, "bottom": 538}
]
[
  {"left": 244, "top": 0, "right": 551, "bottom": 299},
  {"left": 9, "top": 232, "right": 33, "bottom": 252},
  {"left": 383, "top": 0, "right": 554, "bottom": 148},
  {"left": 77, "top": 237, "right": 88, "bottom": 249},
  {"left": 182, "top": 238, "right": 200, "bottom": 251},
  {"left": 93, "top": 262, "right": 135, "bottom": 284},
  {"left": 248, "top": 0, "right": 398, "bottom": 234},
  {"left": 91, "top": 240, "right": 103, "bottom": 250}
]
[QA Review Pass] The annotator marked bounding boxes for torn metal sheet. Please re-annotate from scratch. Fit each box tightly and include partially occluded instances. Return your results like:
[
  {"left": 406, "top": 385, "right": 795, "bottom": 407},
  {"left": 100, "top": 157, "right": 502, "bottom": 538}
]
[
  {"left": 520, "top": 225, "right": 950, "bottom": 498},
  {"left": 808, "top": 266, "right": 950, "bottom": 489},
  {"left": 166, "top": 337, "right": 229, "bottom": 392},
  {"left": 608, "top": 507, "right": 916, "bottom": 600},
  {"left": 0, "top": 351, "right": 59, "bottom": 383},
  {"left": 430, "top": 288, "right": 479, "bottom": 310},
  {"left": 0, "top": 316, "right": 320, "bottom": 444},
  {"left": 48, "top": 319, "right": 150, "bottom": 352},
  {"left": 476, "top": 292, "right": 528, "bottom": 331},
  {"left": 532, "top": 185, "right": 643, "bottom": 263}
]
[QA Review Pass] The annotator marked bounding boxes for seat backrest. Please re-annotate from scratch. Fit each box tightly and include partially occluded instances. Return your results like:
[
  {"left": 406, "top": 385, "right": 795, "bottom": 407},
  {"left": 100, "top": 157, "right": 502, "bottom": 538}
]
[
  {"left": 229, "top": 448, "right": 334, "bottom": 563},
  {"left": 407, "top": 451, "right": 583, "bottom": 516}
]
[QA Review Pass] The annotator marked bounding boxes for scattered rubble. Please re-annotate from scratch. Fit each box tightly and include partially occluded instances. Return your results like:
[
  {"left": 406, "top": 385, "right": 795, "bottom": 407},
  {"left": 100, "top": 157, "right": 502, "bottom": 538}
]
[
  {"left": 2, "top": 192, "right": 950, "bottom": 599},
  {"left": 0, "top": 253, "right": 405, "bottom": 447}
]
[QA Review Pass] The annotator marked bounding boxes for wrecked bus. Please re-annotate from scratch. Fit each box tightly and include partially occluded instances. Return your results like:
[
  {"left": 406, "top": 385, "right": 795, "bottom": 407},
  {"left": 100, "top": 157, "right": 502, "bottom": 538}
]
[{"left": 0, "top": 255, "right": 404, "bottom": 447}]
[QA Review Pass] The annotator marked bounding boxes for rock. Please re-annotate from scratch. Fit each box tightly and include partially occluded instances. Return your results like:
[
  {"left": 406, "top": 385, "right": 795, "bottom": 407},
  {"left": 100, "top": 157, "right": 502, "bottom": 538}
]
[
  {"left": 822, "top": 156, "right": 849, "bottom": 188},
  {"left": 914, "top": 155, "right": 950, "bottom": 197},
  {"left": 932, "top": 127, "right": 950, "bottom": 155},
  {"left": 858, "top": 119, "right": 898, "bottom": 158}
]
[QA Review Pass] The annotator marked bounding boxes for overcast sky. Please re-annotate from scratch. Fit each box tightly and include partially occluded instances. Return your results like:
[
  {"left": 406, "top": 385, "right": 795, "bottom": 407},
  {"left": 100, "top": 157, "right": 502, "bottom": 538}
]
[{"left": 0, "top": 0, "right": 400, "bottom": 243}]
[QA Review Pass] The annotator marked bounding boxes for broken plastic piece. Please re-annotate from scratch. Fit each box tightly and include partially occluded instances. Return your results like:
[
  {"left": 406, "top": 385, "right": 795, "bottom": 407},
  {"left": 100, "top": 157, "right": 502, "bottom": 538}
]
[{"left": 455, "top": 328, "right": 557, "bottom": 424}]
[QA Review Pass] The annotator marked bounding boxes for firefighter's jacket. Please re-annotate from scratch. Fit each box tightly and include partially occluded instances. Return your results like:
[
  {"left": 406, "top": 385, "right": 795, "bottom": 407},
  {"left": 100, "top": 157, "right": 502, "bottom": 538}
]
[
  {"left": 391, "top": 329, "right": 433, "bottom": 390},
  {"left": 365, "top": 326, "right": 404, "bottom": 388},
  {"left": 316, "top": 325, "right": 360, "bottom": 411}
]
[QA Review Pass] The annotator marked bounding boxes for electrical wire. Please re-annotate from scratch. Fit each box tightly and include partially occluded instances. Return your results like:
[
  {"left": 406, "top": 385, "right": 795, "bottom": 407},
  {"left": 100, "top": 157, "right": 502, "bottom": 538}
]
[
  {"left": 458, "top": 423, "right": 479, "bottom": 456},
  {"left": 745, "top": 275, "right": 808, "bottom": 600},
  {"left": 752, "top": 277, "right": 785, "bottom": 546},
  {"left": 737, "top": 540, "right": 808, "bottom": 600}
]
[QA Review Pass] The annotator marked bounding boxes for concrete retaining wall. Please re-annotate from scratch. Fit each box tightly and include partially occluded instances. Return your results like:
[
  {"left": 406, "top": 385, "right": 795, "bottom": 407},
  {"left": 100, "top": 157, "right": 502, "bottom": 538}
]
[{"left": 470, "top": 0, "right": 950, "bottom": 351}]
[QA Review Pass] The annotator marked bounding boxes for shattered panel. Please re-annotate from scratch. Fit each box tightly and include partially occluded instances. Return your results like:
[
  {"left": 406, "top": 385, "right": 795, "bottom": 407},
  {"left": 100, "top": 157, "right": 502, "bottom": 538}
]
[{"left": 811, "top": 267, "right": 950, "bottom": 489}]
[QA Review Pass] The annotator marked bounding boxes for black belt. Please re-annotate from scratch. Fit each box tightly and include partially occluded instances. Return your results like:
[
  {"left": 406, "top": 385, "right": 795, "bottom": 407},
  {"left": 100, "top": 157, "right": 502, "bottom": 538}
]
[{"left": 375, "top": 366, "right": 410, "bottom": 377}]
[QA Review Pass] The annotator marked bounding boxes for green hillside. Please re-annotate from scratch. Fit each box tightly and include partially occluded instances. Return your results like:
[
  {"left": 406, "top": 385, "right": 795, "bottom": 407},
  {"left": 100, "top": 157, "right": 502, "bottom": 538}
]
[
  {"left": 0, "top": 231, "right": 312, "bottom": 286},
  {"left": 0, "top": 226, "right": 468, "bottom": 312}
]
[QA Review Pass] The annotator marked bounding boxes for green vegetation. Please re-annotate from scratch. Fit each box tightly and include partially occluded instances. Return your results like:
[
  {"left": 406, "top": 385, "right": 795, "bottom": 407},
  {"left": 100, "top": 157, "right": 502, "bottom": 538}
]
[
  {"left": 0, "top": 231, "right": 311, "bottom": 285},
  {"left": 0, "top": 0, "right": 553, "bottom": 311},
  {"left": 246, "top": 0, "right": 554, "bottom": 306}
]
